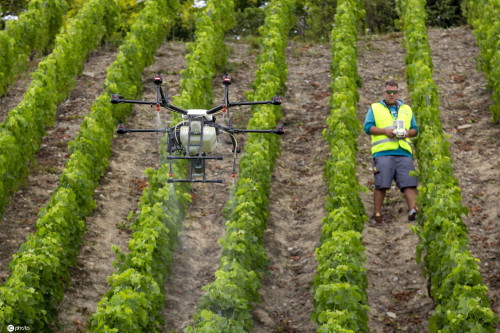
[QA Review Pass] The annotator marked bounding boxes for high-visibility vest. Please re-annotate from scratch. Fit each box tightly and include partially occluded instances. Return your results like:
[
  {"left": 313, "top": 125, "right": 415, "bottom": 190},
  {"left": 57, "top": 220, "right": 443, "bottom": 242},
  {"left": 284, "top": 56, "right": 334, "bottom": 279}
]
[{"left": 371, "top": 103, "right": 413, "bottom": 155}]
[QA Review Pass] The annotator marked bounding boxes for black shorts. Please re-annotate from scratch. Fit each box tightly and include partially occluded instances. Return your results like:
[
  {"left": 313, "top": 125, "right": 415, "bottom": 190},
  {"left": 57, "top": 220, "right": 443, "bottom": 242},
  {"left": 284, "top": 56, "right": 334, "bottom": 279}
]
[{"left": 373, "top": 155, "right": 418, "bottom": 191}]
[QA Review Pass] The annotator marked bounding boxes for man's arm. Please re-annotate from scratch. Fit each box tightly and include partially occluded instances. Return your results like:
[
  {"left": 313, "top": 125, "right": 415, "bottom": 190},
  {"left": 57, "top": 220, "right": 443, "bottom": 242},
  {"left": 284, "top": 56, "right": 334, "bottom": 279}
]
[
  {"left": 408, "top": 113, "right": 418, "bottom": 137},
  {"left": 369, "top": 126, "right": 396, "bottom": 138},
  {"left": 405, "top": 128, "right": 417, "bottom": 138},
  {"left": 364, "top": 107, "right": 376, "bottom": 134},
  {"left": 368, "top": 125, "right": 417, "bottom": 138}
]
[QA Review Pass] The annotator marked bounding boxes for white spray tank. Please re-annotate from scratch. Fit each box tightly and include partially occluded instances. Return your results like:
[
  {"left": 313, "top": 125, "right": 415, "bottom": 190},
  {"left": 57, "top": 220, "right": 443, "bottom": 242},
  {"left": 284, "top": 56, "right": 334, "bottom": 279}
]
[{"left": 179, "top": 109, "right": 218, "bottom": 155}]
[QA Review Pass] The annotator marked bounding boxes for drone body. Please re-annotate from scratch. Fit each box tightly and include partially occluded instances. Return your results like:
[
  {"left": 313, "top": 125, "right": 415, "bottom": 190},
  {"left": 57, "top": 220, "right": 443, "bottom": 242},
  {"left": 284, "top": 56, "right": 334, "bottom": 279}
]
[
  {"left": 178, "top": 110, "right": 217, "bottom": 154},
  {"left": 113, "top": 74, "right": 284, "bottom": 183}
]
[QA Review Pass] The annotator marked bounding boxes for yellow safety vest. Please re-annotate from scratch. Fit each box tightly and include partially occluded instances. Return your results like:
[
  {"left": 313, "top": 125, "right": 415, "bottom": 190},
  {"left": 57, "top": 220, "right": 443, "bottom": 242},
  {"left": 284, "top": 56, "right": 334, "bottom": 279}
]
[{"left": 371, "top": 103, "right": 413, "bottom": 155}]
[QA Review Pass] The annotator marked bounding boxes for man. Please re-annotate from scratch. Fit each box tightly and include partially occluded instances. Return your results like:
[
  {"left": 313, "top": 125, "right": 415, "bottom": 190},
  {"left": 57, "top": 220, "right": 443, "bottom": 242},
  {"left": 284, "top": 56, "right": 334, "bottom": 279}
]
[{"left": 364, "top": 80, "right": 419, "bottom": 224}]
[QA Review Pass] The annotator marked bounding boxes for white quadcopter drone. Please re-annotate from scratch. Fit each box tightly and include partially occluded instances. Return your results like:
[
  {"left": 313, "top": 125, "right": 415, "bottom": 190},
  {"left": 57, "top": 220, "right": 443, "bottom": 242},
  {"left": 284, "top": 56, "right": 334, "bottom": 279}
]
[{"left": 112, "top": 74, "right": 284, "bottom": 183}]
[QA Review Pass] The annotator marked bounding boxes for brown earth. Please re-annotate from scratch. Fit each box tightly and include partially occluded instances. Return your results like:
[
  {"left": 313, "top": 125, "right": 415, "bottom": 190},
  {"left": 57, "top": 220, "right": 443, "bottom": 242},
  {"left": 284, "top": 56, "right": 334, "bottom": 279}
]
[
  {"left": 0, "top": 58, "right": 39, "bottom": 123},
  {"left": 251, "top": 42, "right": 330, "bottom": 333},
  {"left": 0, "top": 25, "right": 498, "bottom": 333}
]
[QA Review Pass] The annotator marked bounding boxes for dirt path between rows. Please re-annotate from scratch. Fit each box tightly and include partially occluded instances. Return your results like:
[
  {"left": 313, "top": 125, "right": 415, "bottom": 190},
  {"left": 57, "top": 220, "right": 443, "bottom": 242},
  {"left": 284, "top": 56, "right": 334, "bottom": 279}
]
[
  {"left": 251, "top": 41, "right": 329, "bottom": 333},
  {"left": 0, "top": 48, "right": 117, "bottom": 285},
  {"left": 356, "top": 32, "right": 434, "bottom": 332},
  {"left": 0, "top": 58, "right": 40, "bottom": 123}
]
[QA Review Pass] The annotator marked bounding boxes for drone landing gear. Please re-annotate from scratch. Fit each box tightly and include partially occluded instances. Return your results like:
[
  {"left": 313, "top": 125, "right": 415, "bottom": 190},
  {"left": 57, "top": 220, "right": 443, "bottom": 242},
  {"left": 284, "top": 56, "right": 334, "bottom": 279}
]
[
  {"left": 167, "top": 155, "right": 224, "bottom": 183},
  {"left": 167, "top": 112, "right": 225, "bottom": 183}
]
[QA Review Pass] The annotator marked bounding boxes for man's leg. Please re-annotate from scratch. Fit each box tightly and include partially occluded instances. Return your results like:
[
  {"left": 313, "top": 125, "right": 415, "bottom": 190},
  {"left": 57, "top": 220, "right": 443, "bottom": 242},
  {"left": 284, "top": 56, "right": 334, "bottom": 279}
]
[
  {"left": 403, "top": 187, "right": 417, "bottom": 211},
  {"left": 372, "top": 156, "right": 394, "bottom": 222},
  {"left": 374, "top": 188, "right": 386, "bottom": 215},
  {"left": 395, "top": 156, "right": 418, "bottom": 220}
]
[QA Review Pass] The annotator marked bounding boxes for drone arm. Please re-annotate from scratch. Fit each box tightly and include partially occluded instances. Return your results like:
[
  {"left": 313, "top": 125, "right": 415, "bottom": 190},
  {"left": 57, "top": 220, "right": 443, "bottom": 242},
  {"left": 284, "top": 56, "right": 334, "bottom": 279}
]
[
  {"left": 231, "top": 96, "right": 282, "bottom": 107},
  {"left": 230, "top": 128, "right": 285, "bottom": 135},
  {"left": 155, "top": 75, "right": 168, "bottom": 106},
  {"left": 206, "top": 104, "right": 225, "bottom": 114},
  {"left": 228, "top": 100, "right": 280, "bottom": 107},
  {"left": 216, "top": 123, "right": 285, "bottom": 135},
  {"left": 206, "top": 97, "right": 282, "bottom": 115},
  {"left": 116, "top": 124, "right": 172, "bottom": 134},
  {"left": 110, "top": 94, "right": 188, "bottom": 115},
  {"left": 164, "top": 103, "right": 188, "bottom": 115},
  {"left": 111, "top": 95, "right": 157, "bottom": 105}
]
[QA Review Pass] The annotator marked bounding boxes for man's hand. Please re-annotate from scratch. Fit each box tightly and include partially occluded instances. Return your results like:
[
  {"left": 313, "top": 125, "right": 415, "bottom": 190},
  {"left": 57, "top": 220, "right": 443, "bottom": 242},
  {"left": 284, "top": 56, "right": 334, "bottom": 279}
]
[
  {"left": 405, "top": 129, "right": 417, "bottom": 138},
  {"left": 384, "top": 128, "right": 396, "bottom": 138},
  {"left": 370, "top": 126, "right": 411, "bottom": 138}
]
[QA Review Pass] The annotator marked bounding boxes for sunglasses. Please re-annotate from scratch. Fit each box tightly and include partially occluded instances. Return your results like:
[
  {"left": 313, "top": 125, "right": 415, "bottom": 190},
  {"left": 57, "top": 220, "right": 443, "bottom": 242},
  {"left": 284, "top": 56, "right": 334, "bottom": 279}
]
[{"left": 385, "top": 90, "right": 399, "bottom": 95}]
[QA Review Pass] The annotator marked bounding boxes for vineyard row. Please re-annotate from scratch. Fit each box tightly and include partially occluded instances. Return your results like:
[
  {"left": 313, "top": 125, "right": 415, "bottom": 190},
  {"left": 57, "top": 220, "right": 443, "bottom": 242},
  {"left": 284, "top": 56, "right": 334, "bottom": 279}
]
[
  {"left": 400, "top": 0, "right": 497, "bottom": 331},
  {"left": 462, "top": 0, "right": 500, "bottom": 122},
  {"left": 185, "top": 0, "right": 296, "bottom": 331},
  {"left": 311, "top": 0, "right": 369, "bottom": 332}
]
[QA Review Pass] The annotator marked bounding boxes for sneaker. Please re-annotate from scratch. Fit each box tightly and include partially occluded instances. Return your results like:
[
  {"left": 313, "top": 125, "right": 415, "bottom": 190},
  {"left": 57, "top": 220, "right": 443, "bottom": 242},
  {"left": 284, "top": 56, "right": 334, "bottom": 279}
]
[
  {"left": 408, "top": 208, "right": 418, "bottom": 221},
  {"left": 371, "top": 213, "right": 383, "bottom": 224}
]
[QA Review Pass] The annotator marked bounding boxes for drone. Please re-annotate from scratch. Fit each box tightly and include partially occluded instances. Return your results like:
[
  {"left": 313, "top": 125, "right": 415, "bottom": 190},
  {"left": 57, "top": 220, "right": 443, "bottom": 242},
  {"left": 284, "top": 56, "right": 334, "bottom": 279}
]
[{"left": 111, "top": 74, "right": 285, "bottom": 183}]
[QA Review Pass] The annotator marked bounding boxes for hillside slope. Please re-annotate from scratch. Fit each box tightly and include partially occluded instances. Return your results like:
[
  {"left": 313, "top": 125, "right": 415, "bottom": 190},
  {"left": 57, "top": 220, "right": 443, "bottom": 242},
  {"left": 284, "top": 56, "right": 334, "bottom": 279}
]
[{"left": 0, "top": 25, "right": 497, "bottom": 332}]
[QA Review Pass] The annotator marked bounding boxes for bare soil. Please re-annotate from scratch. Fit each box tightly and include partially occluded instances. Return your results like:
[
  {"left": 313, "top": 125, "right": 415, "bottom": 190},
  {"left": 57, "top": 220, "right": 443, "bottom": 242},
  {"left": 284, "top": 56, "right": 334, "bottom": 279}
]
[
  {"left": 0, "top": 25, "right": 498, "bottom": 333},
  {"left": 252, "top": 42, "right": 330, "bottom": 333},
  {"left": 0, "top": 58, "right": 40, "bottom": 123}
]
